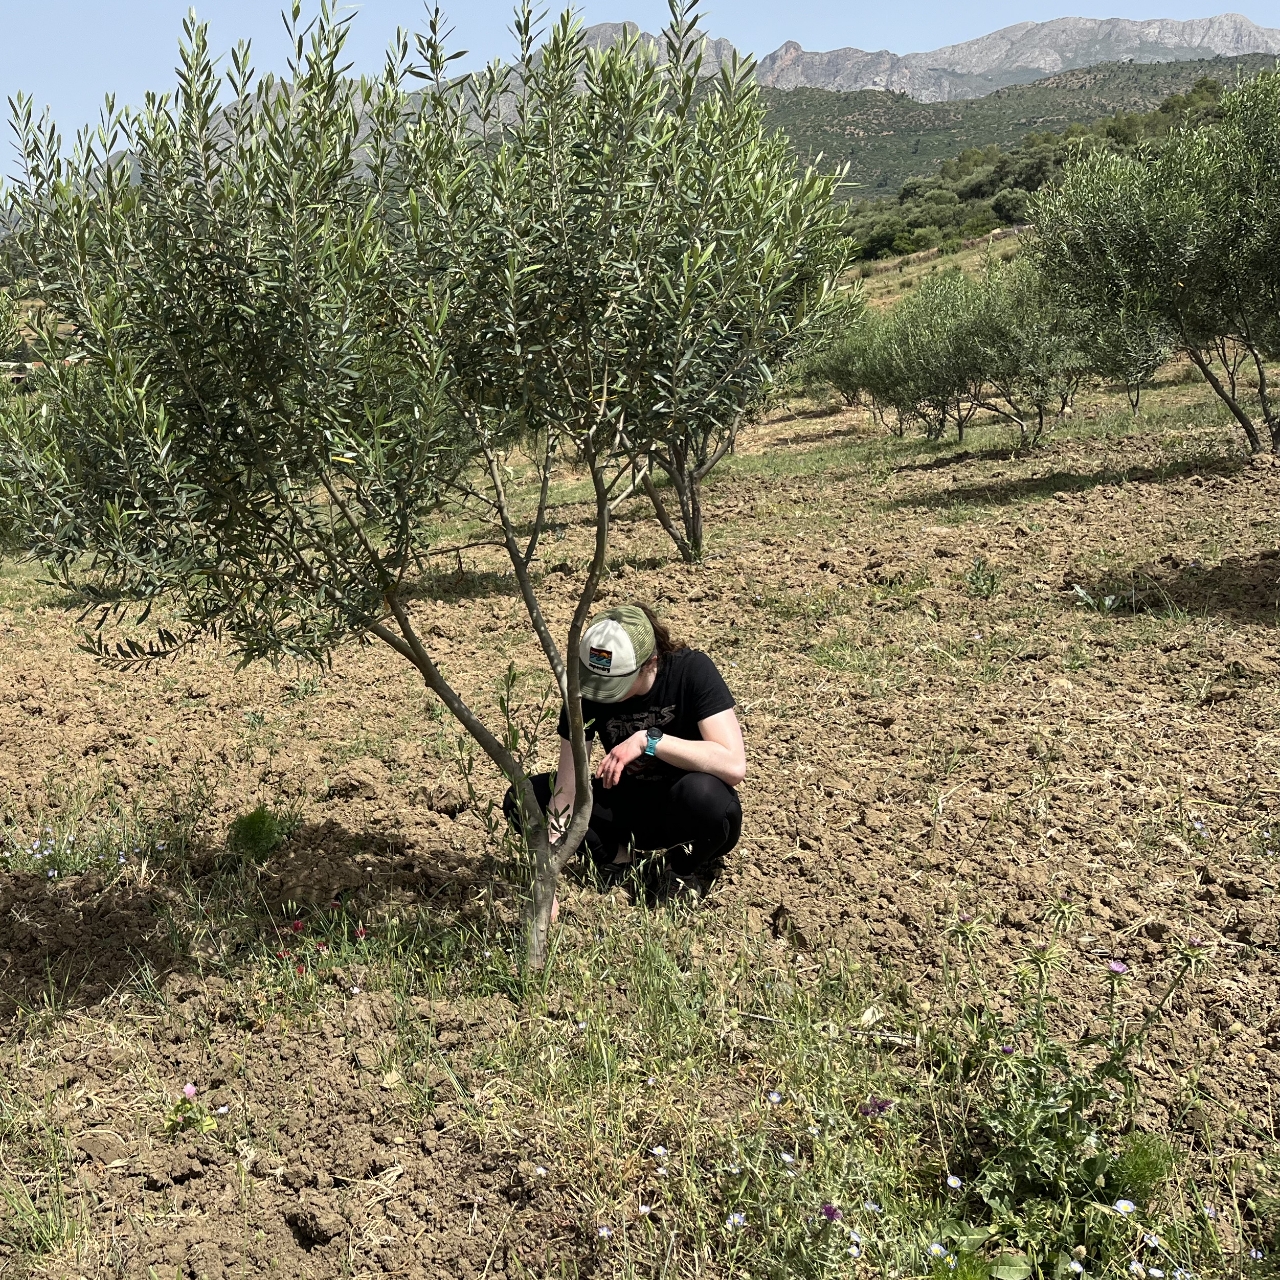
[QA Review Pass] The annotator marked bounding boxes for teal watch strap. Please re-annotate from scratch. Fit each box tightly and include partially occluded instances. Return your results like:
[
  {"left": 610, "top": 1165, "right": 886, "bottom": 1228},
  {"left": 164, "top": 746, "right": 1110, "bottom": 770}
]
[{"left": 644, "top": 729, "right": 663, "bottom": 757}]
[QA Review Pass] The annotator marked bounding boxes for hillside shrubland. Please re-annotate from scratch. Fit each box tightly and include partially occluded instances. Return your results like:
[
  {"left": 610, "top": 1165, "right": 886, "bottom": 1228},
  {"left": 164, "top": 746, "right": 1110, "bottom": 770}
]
[
  {"left": 842, "top": 74, "right": 1228, "bottom": 259},
  {"left": 761, "top": 53, "right": 1278, "bottom": 195}
]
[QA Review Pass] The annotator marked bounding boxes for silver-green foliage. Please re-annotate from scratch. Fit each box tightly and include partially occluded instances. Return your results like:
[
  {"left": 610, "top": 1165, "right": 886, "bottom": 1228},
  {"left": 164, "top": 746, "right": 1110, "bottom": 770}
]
[
  {"left": 967, "top": 256, "right": 1090, "bottom": 445},
  {"left": 622, "top": 58, "right": 851, "bottom": 563},
  {"left": 0, "top": 6, "right": 462, "bottom": 667},
  {"left": 848, "top": 271, "right": 984, "bottom": 441},
  {"left": 1034, "top": 69, "right": 1280, "bottom": 453},
  {"left": 0, "top": 290, "right": 21, "bottom": 363},
  {"left": 810, "top": 260, "right": 1089, "bottom": 447}
]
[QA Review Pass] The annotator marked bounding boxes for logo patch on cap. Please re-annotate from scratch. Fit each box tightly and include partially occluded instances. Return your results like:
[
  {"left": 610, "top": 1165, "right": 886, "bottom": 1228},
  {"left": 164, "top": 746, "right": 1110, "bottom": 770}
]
[{"left": 588, "top": 646, "right": 614, "bottom": 674}]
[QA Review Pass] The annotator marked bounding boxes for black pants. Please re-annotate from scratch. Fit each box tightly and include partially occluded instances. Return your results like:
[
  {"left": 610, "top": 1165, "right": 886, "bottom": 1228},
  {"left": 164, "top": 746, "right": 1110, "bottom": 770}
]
[{"left": 502, "top": 771, "right": 742, "bottom": 879}]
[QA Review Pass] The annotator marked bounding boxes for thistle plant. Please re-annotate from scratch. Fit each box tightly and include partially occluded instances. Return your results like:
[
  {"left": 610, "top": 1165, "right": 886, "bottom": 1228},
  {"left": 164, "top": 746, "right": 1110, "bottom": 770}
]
[{"left": 924, "top": 935, "right": 1219, "bottom": 1277}]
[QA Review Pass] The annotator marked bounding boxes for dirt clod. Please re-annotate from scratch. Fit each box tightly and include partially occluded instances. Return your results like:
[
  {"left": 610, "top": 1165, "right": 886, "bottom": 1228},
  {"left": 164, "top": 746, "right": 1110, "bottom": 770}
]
[{"left": 285, "top": 1201, "right": 347, "bottom": 1245}]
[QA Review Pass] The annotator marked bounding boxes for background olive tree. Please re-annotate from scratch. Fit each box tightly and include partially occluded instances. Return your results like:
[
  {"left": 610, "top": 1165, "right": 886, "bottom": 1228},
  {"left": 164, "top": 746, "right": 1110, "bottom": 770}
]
[
  {"left": 968, "top": 255, "right": 1090, "bottom": 445},
  {"left": 1034, "top": 70, "right": 1280, "bottom": 453},
  {"left": 606, "top": 38, "right": 850, "bottom": 563},
  {"left": 808, "top": 259, "right": 1090, "bottom": 447},
  {"left": 821, "top": 271, "right": 982, "bottom": 442}
]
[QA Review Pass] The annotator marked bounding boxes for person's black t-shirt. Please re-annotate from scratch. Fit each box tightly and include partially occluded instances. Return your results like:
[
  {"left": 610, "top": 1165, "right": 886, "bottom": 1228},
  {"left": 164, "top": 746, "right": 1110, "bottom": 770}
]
[{"left": 556, "top": 647, "right": 735, "bottom": 782}]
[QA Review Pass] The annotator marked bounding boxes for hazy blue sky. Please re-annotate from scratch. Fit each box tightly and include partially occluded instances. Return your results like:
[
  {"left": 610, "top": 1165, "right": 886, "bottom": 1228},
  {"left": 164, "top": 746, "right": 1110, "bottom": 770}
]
[{"left": 5, "top": 1, "right": 1280, "bottom": 137}]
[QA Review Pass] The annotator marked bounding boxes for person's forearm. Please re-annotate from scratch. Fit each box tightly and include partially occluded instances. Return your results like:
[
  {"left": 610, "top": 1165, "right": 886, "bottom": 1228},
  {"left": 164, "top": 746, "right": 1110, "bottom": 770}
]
[{"left": 652, "top": 735, "right": 744, "bottom": 786}]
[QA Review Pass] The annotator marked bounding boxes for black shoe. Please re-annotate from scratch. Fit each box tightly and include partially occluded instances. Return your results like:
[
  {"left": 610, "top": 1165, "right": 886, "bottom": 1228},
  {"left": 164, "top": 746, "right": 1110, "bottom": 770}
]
[
  {"left": 640, "top": 852, "right": 721, "bottom": 906},
  {"left": 595, "top": 857, "right": 637, "bottom": 889}
]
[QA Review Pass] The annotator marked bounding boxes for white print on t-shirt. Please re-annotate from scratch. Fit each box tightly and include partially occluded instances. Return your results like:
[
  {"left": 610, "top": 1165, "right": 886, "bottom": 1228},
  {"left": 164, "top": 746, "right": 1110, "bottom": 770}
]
[{"left": 604, "top": 704, "right": 677, "bottom": 747}]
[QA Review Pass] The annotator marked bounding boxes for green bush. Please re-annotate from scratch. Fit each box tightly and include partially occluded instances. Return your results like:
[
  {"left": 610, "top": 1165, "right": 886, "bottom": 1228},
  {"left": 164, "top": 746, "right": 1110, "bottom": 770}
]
[
  {"left": 226, "top": 806, "right": 285, "bottom": 865},
  {"left": 926, "top": 927, "right": 1217, "bottom": 1276},
  {"left": 806, "top": 332, "right": 871, "bottom": 406}
]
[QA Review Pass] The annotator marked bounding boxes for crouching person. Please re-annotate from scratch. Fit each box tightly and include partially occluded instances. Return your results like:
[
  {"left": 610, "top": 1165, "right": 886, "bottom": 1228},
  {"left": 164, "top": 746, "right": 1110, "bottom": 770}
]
[{"left": 504, "top": 604, "right": 746, "bottom": 894}]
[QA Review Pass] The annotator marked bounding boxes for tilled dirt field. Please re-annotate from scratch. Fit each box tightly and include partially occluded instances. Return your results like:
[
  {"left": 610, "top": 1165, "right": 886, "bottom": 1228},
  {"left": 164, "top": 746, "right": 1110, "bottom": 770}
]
[{"left": 2, "top": 396, "right": 1279, "bottom": 1278}]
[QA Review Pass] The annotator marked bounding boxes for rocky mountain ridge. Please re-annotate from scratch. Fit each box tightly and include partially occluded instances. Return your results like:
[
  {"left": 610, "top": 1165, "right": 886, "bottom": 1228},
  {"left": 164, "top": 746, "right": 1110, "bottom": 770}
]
[{"left": 584, "top": 13, "right": 1280, "bottom": 103}]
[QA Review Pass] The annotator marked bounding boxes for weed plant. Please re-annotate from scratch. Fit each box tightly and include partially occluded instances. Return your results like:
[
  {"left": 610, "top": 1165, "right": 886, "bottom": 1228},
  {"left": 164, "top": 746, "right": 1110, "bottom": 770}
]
[
  {"left": 225, "top": 804, "right": 296, "bottom": 866},
  {"left": 966, "top": 556, "right": 1002, "bottom": 599}
]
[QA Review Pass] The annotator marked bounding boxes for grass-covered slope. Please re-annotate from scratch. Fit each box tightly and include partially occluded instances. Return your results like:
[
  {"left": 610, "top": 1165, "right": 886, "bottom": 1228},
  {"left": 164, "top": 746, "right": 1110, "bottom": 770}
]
[{"left": 762, "top": 52, "right": 1277, "bottom": 194}]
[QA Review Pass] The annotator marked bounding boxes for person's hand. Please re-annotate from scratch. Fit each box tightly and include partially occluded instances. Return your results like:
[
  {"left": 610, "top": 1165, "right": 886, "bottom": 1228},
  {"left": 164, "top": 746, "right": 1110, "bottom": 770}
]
[{"left": 596, "top": 730, "right": 648, "bottom": 788}]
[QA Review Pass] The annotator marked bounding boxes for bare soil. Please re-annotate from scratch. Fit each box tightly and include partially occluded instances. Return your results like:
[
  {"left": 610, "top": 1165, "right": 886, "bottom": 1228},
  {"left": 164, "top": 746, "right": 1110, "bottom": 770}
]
[{"left": 2, "top": 392, "right": 1278, "bottom": 1278}]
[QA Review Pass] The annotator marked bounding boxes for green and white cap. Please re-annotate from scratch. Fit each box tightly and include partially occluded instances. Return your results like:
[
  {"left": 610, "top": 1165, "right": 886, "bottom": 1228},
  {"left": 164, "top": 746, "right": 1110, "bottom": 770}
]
[{"left": 578, "top": 605, "right": 656, "bottom": 703}]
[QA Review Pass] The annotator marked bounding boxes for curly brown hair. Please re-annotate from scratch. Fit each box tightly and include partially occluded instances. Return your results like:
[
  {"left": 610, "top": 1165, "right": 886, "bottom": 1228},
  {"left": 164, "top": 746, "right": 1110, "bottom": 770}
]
[{"left": 637, "top": 603, "right": 686, "bottom": 659}]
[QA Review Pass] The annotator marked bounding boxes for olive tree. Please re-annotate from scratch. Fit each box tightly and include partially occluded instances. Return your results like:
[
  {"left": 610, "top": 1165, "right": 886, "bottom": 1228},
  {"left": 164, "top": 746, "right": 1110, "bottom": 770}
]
[
  {"left": 810, "top": 260, "right": 1090, "bottom": 448},
  {"left": 856, "top": 272, "right": 983, "bottom": 442},
  {"left": 1034, "top": 70, "right": 1280, "bottom": 453},
  {"left": 968, "top": 256, "right": 1090, "bottom": 445},
  {"left": 0, "top": 2, "right": 810, "bottom": 967},
  {"left": 608, "top": 42, "right": 850, "bottom": 563},
  {"left": 395, "top": 10, "right": 710, "bottom": 957},
  {"left": 1076, "top": 308, "right": 1173, "bottom": 415}
]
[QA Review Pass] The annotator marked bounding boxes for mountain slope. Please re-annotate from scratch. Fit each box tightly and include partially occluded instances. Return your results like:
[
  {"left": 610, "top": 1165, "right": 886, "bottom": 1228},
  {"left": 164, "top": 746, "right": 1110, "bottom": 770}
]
[
  {"left": 754, "top": 13, "right": 1280, "bottom": 101},
  {"left": 579, "top": 21, "right": 738, "bottom": 74},
  {"left": 582, "top": 14, "right": 1280, "bottom": 104},
  {"left": 761, "top": 53, "right": 1277, "bottom": 191}
]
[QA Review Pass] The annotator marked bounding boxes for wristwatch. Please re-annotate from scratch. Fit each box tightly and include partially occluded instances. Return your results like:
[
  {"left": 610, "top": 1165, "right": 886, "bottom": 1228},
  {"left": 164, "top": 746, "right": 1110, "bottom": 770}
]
[{"left": 644, "top": 728, "right": 663, "bottom": 757}]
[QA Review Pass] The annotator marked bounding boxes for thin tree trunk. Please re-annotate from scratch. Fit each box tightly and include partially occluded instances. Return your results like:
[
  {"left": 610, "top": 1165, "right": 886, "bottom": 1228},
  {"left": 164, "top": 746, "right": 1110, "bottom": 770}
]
[
  {"left": 687, "top": 477, "right": 704, "bottom": 561},
  {"left": 1188, "top": 348, "right": 1262, "bottom": 453},
  {"left": 477, "top": 434, "right": 612, "bottom": 969},
  {"left": 522, "top": 436, "right": 556, "bottom": 566},
  {"left": 524, "top": 449, "right": 614, "bottom": 967},
  {"left": 669, "top": 445, "right": 696, "bottom": 548},
  {"left": 1247, "top": 347, "right": 1280, "bottom": 453},
  {"left": 526, "top": 826, "right": 559, "bottom": 971},
  {"left": 641, "top": 470, "right": 696, "bottom": 563}
]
